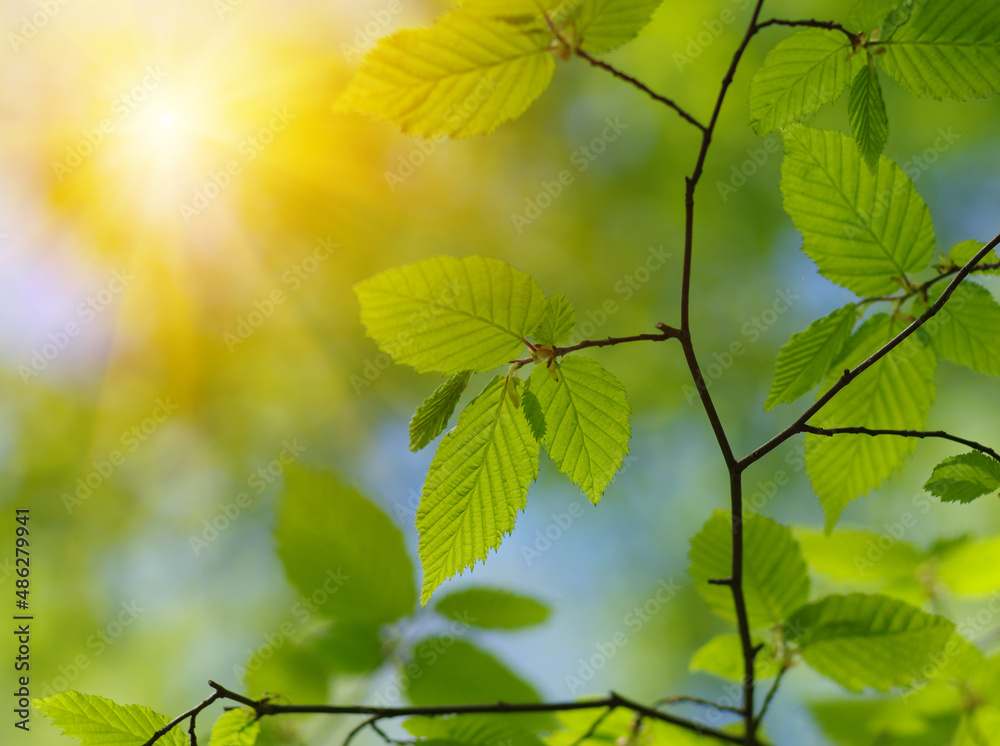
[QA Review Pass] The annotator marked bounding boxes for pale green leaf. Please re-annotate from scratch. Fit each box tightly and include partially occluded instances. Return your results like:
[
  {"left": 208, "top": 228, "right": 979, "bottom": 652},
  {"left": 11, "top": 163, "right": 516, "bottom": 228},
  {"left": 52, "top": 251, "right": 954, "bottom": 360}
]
[
  {"left": 689, "top": 510, "right": 810, "bottom": 629},
  {"left": 849, "top": 0, "right": 907, "bottom": 32},
  {"left": 528, "top": 356, "right": 630, "bottom": 504},
  {"left": 355, "top": 256, "right": 546, "bottom": 375},
  {"left": 749, "top": 30, "right": 860, "bottom": 135},
  {"left": 417, "top": 376, "right": 540, "bottom": 603},
  {"left": 34, "top": 691, "right": 187, "bottom": 746},
  {"left": 336, "top": 10, "right": 556, "bottom": 138},
  {"left": 434, "top": 586, "right": 550, "bottom": 629},
  {"left": 937, "top": 535, "right": 1000, "bottom": 594},
  {"left": 689, "top": 634, "right": 783, "bottom": 681},
  {"left": 923, "top": 282, "right": 1000, "bottom": 376},
  {"left": 924, "top": 452, "right": 1000, "bottom": 503},
  {"left": 781, "top": 126, "right": 936, "bottom": 296},
  {"left": 533, "top": 293, "right": 576, "bottom": 346},
  {"left": 787, "top": 593, "right": 955, "bottom": 692},
  {"left": 210, "top": 708, "right": 260, "bottom": 746},
  {"left": 949, "top": 239, "right": 1000, "bottom": 275},
  {"left": 276, "top": 467, "right": 416, "bottom": 624},
  {"left": 806, "top": 315, "right": 937, "bottom": 531},
  {"left": 575, "top": 0, "right": 665, "bottom": 54},
  {"left": 794, "top": 526, "right": 923, "bottom": 583},
  {"left": 848, "top": 61, "right": 889, "bottom": 169},
  {"left": 879, "top": 0, "right": 1000, "bottom": 101},
  {"left": 410, "top": 371, "right": 473, "bottom": 451},
  {"left": 764, "top": 303, "right": 857, "bottom": 411}
]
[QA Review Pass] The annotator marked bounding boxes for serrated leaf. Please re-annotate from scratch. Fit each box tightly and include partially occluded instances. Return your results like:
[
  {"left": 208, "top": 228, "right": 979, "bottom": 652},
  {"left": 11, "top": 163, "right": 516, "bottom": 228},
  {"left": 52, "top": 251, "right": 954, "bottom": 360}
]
[
  {"left": 786, "top": 593, "right": 955, "bottom": 692},
  {"left": 689, "top": 511, "right": 810, "bottom": 629},
  {"left": 794, "top": 526, "right": 923, "bottom": 583},
  {"left": 417, "top": 376, "right": 540, "bottom": 603},
  {"left": 411, "top": 371, "right": 473, "bottom": 451},
  {"left": 355, "top": 256, "right": 546, "bottom": 375},
  {"left": 276, "top": 467, "right": 416, "bottom": 625},
  {"left": 924, "top": 452, "right": 1000, "bottom": 503},
  {"left": 849, "top": 61, "right": 889, "bottom": 169},
  {"left": 336, "top": 10, "right": 556, "bottom": 138},
  {"left": 520, "top": 387, "right": 547, "bottom": 442},
  {"left": 922, "top": 282, "right": 1000, "bottom": 376},
  {"left": 210, "top": 708, "right": 260, "bottom": 746},
  {"left": 878, "top": 0, "right": 1000, "bottom": 101},
  {"left": 533, "top": 293, "right": 576, "bottom": 346},
  {"left": 34, "top": 691, "right": 187, "bottom": 746},
  {"left": 528, "top": 356, "right": 630, "bottom": 504},
  {"left": 575, "top": 0, "right": 665, "bottom": 54},
  {"left": 781, "top": 126, "right": 936, "bottom": 296},
  {"left": 689, "top": 634, "right": 783, "bottom": 681},
  {"left": 949, "top": 239, "right": 1000, "bottom": 275},
  {"left": 749, "top": 29, "right": 860, "bottom": 135},
  {"left": 765, "top": 303, "right": 857, "bottom": 410},
  {"left": 937, "top": 535, "right": 1000, "bottom": 594},
  {"left": 434, "top": 586, "right": 550, "bottom": 629},
  {"left": 806, "top": 314, "right": 937, "bottom": 531}
]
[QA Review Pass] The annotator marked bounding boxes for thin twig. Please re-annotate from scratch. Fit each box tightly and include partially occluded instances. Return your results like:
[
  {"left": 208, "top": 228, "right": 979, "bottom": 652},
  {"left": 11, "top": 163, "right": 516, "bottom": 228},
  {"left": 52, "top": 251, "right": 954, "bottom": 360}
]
[
  {"left": 141, "top": 688, "right": 225, "bottom": 746},
  {"left": 801, "top": 426, "right": 1000, "bottom": 463},
  {"left": 567, "top": 706, "right": 615, "bottom": 746},
  {"left": 510, "top": 323, "right": 682, "bottom": 364},
  {"left": 754, "top": 665, "right": 789, "bottom": 728},
  {"left": 655, "top": 695, "right": 744, "bottom": 716},
  {"left": 756, "top": 18, "right": 858, "bottom": 44}
]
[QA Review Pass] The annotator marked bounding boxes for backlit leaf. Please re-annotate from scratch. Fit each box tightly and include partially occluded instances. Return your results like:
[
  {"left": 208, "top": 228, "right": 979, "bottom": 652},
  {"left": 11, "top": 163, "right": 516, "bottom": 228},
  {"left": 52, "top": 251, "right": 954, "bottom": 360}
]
[
  {"left": 34, "top": 692, "right": 187, "bottom": 746},
  {"left": 848, "top": 60, "right": 889, "bottom": 169},
  {"left": 410, "top": 371, "right": 473, "bottom": 451},
  {"left": 924, "top": 452, "right": 1000, "bottom": 503}
]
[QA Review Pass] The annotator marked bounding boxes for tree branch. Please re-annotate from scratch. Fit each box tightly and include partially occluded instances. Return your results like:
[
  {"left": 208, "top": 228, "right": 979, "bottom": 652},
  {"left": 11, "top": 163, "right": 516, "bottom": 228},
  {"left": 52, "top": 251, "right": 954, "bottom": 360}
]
[
  {"left": 755, "top": 18, "right": 858, "bottom": 45},
  {"left": 800, "top": 426, "right": 1000, "bottom": 463},
  {"left": 140, "top": 688, "right": 225, "bottom": 746},
  {"left": 510, "top": 323, "right": 682, "bottom": 363}
]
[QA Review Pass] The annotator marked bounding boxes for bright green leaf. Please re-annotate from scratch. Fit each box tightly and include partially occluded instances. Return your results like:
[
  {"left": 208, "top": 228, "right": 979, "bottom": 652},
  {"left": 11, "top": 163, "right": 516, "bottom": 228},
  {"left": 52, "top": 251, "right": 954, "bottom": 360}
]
[
  {"left": 276, "top": 467, "right": 416, "bottom": 625},
  {"left": 806, "top": 314, "right": 937, "bottom": 531},
  {"left": 924, "top": 452, "right": 1000, "bottom": 503},
  {"left": 848, "top": 60, "right": 889, "bottom": 169},
  {"left": 34, "top": 691, "right": 187, "bottom": 746},
  {"left": 520, "top": 387, "right": 547, "bottom": 442},
  {"left": 879, "top": 0, "right": 1000, "bottom": 101},
  {"left": 849, "top": 0, "right": 907, "bottom": 32},
  {"left": 689, "top": 634, "right": 783, "bottom": 681},
  {"left": 336, "top": 10, "right": 556, "bottom": 138},
  {"left": 781, "top": 126, "right": 936, "bottom": 296},
  {"left": 528, "top": 356, "right": 630, "bottom": 504},
  {"left": 410, "top": 371, "right": 473, "bottom": 451},
  {"left": 923, "top": 282, "right": 1000, "bottom": 376},
  {"left": 794, "top": 526, "right": 923, "bottom": 583},
  {"left": 417, "top": 376, "right": 540, "bottom": 603},
  {"left": 355, "top": 256, "right": 546, "bottom": 375},
  {"left": 575, "top": 0, "right": 665, "bottom": 54},
  {"left": 749, "top": 30, "right": 860, "bottom": 135},
  {"left": 434, "top": 586, "right": 550, "bottom": 629},
  {"left": 786, "top": 593, "right": 955, "bottom": 692},
  {"left": 689, "top": 510, "right": 811, "bottom": 629},
  {"left": 764, "top": 303, "right": 856, "bottom": 410},
  {"left": 210, "top": 708, "right": 260, "bottom": 746},
  {"left": 403, "top": 714, "right": 544, "bottom": 746},
  {"left": 533, "top": 293, "right": 576, "bottom": 346},
  {"left": 949, "top": 239, "right": 999, "bottom": 275},
  {"left": 937, "top": 535, "right": 1000, "bottom": 594}
]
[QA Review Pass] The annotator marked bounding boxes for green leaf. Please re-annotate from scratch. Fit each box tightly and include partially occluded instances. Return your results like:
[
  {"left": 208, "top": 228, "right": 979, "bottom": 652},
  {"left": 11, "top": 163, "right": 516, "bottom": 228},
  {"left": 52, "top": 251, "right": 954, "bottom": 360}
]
[
  {"left": 764, "top": 303, "right": 857, "bottom": 410},
  {"left": 924, "top": 452, "right": 1000, "bottom": 503},
  {"left": 34, "top": 691, "right": 187, "bottom": 746},
  {"left": 410, "top": 371, "right": 473, "bottom": 451},
  {"left": 794, "top": 527, "right": 923, "bottom": 582},
  {"left": 810, "top": 697, "right": 961, "bottom": 746},
  {"left": 403, "top": 714, "right": 545, "bottom": 746},
  {"left": 417, "top": 376, "right": 540, "bottom": 603},
  {"left": 849, "top": 0, "right": 908, "bottom": 32},
  {"left": 520, "top": 387, "right": 547, "bottom": 442},
  {"left": 937, "top": 535, "right": 1000, "bottom": 594},
  {"left": 528, "top": 356, "right": 630, "bottom": 504},
  {"left": 781, "top": 126, "right": 936, "bottom": 296},
  {"left": 922, "top": 282, "right": 1000, "bottom": 376},
  {"left": 545, "top": 708, "right": 704, "bottom": 746},
  {"left": 949, "top": 239, "right": 999, "bottom": 275},
  {"left": 689, "top": 511, "right": 811, "bottom": 629},
  {"left": 276, "top": 467, "right": 416, "bottom": 625},
  {"left": 878, "top": 0, "right": 1000, "bottom": 101},
  {"left": 210, "top": 708, "right": 260, "bottom": 746},
  {"left": 806, "top": 314, "right": 937, "bottom": 531},
  {"left": 434, "top": 586, "right": 550, "bottom": 629},
  {"left": 336, "top": 10, "right": 556, "bottom": 138},
  {"left": 848, "top": 60, "right": 889, "bottom": 169},
  {"left": 575, "top": 0, "right": 665, "bottom": 54},
  {"left": 786, "top": 593, "right": 955, "bottom": 692},
  {"left": 355, "top": 256, "right": 547, "bottom": 375},
  {"left": 533, "top": 293, "right": 576, "bottom": 346},
  {"left": 689, "top": 634, "right": 783, "bottom": 681},
  {"left": 749, "top": 29, "right": 860, "bottom": 135}
]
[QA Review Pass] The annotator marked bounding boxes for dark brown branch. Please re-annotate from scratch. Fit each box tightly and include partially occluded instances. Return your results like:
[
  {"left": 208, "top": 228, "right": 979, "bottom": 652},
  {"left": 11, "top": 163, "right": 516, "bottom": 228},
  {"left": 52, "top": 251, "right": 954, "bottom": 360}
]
[
  {"left": 574, "top": 49, "right": 707, "bottom": 131},
  {"left": 141, "top": 688, "right": 225, "bottom": 746},
  {"left": 655, "top": 695, "right": 744, "bottom": 716},
  {"left": 740, "top": 231, "right": 1000, "bottom": 470},
  {"left": 800, "top": 426, "right": 1000, "bottom": 463},
  {"left": 511, "top": 323, "right": 682, "bottom": 363},
  {"left": 755, "top": 18, "right": 858, "bottom": 44}
]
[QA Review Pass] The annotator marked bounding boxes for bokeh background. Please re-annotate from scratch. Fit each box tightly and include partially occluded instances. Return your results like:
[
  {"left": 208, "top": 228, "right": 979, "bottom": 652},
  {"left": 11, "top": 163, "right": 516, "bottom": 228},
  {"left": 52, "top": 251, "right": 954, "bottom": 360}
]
[{"left": 2, "top": 0, "right": 999, "bottom": 743}]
